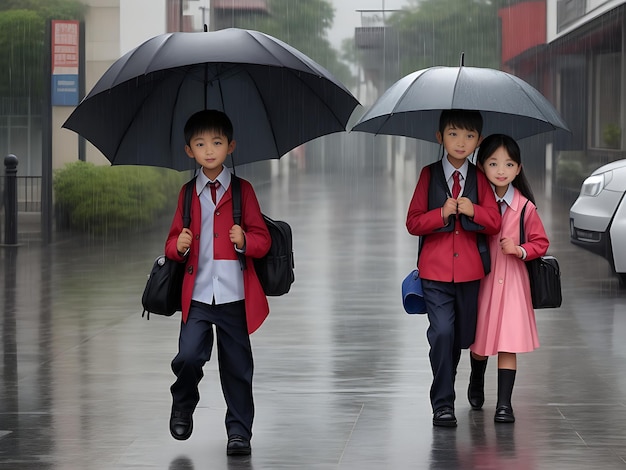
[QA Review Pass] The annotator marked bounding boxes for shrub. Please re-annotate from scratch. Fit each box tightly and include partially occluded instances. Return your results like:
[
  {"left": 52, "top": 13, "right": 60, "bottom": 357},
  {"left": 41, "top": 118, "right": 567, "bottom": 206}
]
[
  {"left": 556, "top": 151, "right": 586, "bottom": 191},
  {"left": 54, "top": 162, "right": 189, "bottom": 235}
]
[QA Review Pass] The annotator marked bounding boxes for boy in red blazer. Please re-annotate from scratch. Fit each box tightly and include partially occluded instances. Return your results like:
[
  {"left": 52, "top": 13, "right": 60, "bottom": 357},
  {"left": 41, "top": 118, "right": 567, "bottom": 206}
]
[
  {"left": 165, "top": 110, "right": 271, "bottom": 455},
  {"left": 406, "top": 110, "right": 501, "bottom": 427}
]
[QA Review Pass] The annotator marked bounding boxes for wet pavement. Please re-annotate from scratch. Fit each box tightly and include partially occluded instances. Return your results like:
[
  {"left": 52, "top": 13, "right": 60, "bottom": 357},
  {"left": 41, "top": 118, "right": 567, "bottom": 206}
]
[{"left": 1, "top": 156, "right": 626, "bottom": 469}]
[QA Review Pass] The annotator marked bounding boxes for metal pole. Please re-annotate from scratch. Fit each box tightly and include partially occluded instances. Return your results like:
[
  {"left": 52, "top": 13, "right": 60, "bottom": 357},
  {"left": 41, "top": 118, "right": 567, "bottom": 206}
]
[
  {"left": 179, "top": 0, "right": 184, "bottom": 31},
  {"left": 42, "top": 20, "right": 53, "bottom": 245},
  {"left": 78, "top": 20, "right": 86, "bottom": 162},
  {"left": 4, "top": 154, "right": 18, "bottom": 246}
]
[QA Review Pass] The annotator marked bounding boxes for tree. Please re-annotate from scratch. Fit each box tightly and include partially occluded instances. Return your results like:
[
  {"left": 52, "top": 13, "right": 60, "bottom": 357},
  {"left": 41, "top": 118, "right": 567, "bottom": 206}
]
[
  {"left": 234, "top": 0, "right": 354, "bottom": 89},
  {"left": 386, "top": 0, "right": 503, "bottom": 76},
  {"left": 1, "top": 0, "right": 85, "bottom": 17},
  {"left": 0, "top": 10, "right": 44, "bottom": 100},
  {"left": 0, "top": 0, "right": 84, "bottom": 107}
]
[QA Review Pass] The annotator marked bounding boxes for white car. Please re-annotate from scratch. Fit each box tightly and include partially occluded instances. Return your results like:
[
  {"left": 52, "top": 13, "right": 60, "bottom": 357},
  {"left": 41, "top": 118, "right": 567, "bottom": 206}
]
[{"left": 570, "top": 159, "right": 626, "bottom": 283}]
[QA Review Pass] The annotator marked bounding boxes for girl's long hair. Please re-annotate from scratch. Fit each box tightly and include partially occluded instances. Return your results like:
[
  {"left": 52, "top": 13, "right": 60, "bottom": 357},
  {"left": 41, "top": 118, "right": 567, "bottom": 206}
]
[{"left": 477, "top": 134, "right": 535, "bottom": 204}]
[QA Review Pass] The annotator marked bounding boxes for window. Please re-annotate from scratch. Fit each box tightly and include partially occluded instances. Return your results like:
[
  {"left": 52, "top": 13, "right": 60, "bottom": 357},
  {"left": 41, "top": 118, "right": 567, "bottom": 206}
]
[
  {"left": 592, "top": 52, "right": 621, "bottom": 149},
  {"left": 557, "top": 0, "right": 586, "bottom": 33}
]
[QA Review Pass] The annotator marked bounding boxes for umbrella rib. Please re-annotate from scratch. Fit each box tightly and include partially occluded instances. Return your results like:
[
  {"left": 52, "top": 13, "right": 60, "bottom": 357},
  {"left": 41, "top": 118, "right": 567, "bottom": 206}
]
[
  {"left": 245, "top": 30, "right": 322, "bottom": 78},
  {"left": 168, "top": 66, "right": 197, "bottom": 165},
  {"left": 360, "top": 70, "right": 429, "bottom": 135},
  {"left": 109, "top": 69, "right": 187, "bottom": 167},
  {"left": 111, "top": 88, "right": 152, "bottom": 164},
  {"left": 109, "top": 33, "right": 181, "bottom": 164},
  {"left": 239, "top": 64, "right": 355, "bottom": 158},
  {"left": 502, "top": 74, "right": 561, "bottom": 129},
  {"left": 451, "top": 66, "right": 463, "bottom": 110},
  {"left": 300, "top": 70, "right": 353, "bottom": 129},
  {"left": 239, "top": 67, "right": 281, "bottom": 158},
  {"left": 378, "top": 72, "right": 430, "bottom": 132},
  {"left": 454, "top": 68, "right": 560, "bottom": 131},
  {"left": 244, "top": 31, "right": 357, "bottom": 133},
  {"left": 111, "top": 33, "right": 175, "bottom": 87},
  {"left": 144, "top": 33, "right": 179, "bottom": 75},
  {"left": 285, "top": 67, "right": 358, "bottom": 143}
]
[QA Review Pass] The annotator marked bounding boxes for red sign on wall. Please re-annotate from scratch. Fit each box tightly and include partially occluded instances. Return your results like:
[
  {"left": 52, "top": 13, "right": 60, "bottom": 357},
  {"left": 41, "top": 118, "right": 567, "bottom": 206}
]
[{"left": 51, "top": 20, "right": 80, "bottom": 106}]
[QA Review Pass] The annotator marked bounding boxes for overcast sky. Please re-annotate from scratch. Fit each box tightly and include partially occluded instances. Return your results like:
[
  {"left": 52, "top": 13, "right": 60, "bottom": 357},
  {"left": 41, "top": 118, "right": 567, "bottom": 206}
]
[{"left": 328, "top": 0, "right": 409, "bottom": 48}]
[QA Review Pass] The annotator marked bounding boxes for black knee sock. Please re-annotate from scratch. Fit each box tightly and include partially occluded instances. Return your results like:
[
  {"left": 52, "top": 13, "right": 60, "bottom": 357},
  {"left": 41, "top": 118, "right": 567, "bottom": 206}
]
[
  {"left": 497, "top": 368, "right": 516, "bottom": 408},
  {"left": 469, "top": 355, "right": 488, "bottom": 388},
  {"left": 468, "top": 355, "right": 488, "bottom": 408}
]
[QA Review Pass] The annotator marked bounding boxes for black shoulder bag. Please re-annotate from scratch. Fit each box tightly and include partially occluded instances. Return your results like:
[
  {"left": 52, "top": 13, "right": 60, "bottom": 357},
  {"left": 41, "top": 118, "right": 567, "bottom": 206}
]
[
  {"left": 520, "top": 201, "right": 562, "bottom": 309},
  {"left": 141, "top": 179, "right": 195, "bottom": 319}
]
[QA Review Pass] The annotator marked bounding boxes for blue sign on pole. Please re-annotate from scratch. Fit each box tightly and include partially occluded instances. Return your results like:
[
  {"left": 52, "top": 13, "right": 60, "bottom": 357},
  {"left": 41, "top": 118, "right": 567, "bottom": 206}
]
[
  {"left": 52, "top": 74, "right": 79, "bottom": 106},
  {"left": 51, "top": 20, "right": 80, "bottom": 106}
]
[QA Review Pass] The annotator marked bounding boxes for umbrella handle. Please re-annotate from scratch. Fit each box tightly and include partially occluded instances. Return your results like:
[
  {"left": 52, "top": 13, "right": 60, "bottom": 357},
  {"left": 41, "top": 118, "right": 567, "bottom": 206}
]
[{"left": 460, "top": 52, "right": 465, "bottom": 67}]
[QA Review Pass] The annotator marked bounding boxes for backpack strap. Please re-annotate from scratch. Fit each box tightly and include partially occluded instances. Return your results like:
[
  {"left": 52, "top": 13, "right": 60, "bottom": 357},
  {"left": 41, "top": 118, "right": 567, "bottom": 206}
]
[
  {"left": 428, "top": 162, "right": 454, "bottom": 231},
  {"left": 182, "top": 178, "right": 195, "bottom": 229},
  {"left": 519, "top": 200, "right": 529, "bottom": 244},
  {"left": 230, "top": 175, "right": 247, "bottom": 271}
]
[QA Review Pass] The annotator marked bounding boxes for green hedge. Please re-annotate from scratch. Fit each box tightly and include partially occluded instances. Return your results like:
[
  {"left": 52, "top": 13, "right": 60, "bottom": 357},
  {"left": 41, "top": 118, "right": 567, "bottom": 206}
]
[{"left": 54, "top": 162, "right": 189, "bottom": 235}]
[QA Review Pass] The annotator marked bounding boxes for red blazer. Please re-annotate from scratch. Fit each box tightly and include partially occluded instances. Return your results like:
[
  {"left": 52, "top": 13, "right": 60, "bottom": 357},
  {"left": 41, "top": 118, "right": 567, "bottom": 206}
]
[
  {"left": 165, "top": 177, "right": 271, "bottom": 333},
  {"left": 406, "top": 165, "right": 501, "bottom": 282}
]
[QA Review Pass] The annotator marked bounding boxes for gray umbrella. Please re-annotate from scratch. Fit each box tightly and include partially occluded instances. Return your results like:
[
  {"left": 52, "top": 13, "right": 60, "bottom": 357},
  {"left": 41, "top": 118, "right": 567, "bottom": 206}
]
[
  {"left": 63, "top": 28, "right": 359, "bottom": 171},
  {"left": 351, "top": 64, "right": 569, "bottom": 142}
]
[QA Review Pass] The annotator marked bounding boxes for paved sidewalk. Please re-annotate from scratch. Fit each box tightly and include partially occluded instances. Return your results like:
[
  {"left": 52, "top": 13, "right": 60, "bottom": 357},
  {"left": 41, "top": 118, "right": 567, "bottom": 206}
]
[{"left": 1, "top": 164, "right": 625, "bottom": 469}]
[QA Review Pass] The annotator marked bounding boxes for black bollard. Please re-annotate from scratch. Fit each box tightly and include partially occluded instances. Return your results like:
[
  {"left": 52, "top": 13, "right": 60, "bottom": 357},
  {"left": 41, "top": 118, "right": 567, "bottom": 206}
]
[{"left": 4, "top": 154, "right": 18, "bottom": 245}]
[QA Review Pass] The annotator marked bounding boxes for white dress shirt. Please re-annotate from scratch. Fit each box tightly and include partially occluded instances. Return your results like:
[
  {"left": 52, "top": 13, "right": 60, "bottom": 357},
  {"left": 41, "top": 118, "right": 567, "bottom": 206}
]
[{"left": 192, "top": 166, "right": 245, "bottom": 305}]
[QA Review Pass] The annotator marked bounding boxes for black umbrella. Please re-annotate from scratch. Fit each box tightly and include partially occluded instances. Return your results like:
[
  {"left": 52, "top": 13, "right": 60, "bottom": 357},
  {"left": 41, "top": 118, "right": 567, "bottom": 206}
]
[
  {"left": 351, "top": 63, "right": 569, "bottom": 142},
  {"left": 63, "top": 28, "right": 360, "bottom": 171}
]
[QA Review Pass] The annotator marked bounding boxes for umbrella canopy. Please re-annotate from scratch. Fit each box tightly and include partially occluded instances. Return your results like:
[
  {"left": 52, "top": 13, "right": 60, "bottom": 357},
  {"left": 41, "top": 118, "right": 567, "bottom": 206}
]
[
  {"left": 63, "top": 28, "right": 360, "bottom": 171},
  {"left": 351, "top": 65, "right": 569, "bottom": 142}
]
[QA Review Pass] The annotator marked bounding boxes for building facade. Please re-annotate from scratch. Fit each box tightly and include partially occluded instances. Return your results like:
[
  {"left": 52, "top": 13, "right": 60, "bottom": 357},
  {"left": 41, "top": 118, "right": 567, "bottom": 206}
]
[
  {"left": 57, "top": 0, "right": 268, "bottom": 170},
  {"left": 503, "top": 0, "right": 626, "bottom": 194}
]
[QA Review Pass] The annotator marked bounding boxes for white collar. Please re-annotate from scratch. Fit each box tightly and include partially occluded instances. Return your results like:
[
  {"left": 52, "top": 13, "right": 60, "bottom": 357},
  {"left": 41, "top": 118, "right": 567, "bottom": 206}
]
[
  {"left": 442, "top": 155, "right": 469, "bottom": 182},
  {"left": 195, "top": 165, "right": 232, "bottom": 195},
  {"left": 494, "top": 184, "right": 515, "bottom": 206}
]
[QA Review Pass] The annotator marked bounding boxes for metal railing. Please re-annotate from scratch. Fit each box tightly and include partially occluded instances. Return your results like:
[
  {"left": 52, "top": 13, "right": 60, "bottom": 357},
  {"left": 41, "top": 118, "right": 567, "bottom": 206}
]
[{"left": 0, "top": 175, "right": 41, "bottom": 212}]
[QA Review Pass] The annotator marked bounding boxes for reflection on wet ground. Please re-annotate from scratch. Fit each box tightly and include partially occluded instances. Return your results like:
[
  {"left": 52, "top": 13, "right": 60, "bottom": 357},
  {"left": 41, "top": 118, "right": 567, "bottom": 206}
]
[{"left": 1, "top": 157, "right": 626, "bottom": 469}]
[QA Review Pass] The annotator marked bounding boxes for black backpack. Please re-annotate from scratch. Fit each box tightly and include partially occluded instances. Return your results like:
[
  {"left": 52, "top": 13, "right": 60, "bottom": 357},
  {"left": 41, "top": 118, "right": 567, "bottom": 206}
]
[{"left": 231, "top": 176, "right": 295, "bottom": 296}]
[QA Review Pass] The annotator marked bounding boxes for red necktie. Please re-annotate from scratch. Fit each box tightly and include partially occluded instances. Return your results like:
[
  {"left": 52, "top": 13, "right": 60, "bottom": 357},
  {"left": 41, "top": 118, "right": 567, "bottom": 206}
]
[
  {"left": 209, "top": 181, "right": 220, "bottom": 204},
  {"left": 452, "top": 171, "right": 461, "bottom": 199}
]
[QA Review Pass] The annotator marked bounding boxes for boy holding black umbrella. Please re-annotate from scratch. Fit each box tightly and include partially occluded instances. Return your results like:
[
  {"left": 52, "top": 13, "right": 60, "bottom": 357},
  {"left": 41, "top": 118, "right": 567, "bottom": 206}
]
[
  {"left": 165, "top": 110, "right": 271, "bottom": 455},
  {"left": 406, "top": 109, "right": 501, "bottom": 427}
]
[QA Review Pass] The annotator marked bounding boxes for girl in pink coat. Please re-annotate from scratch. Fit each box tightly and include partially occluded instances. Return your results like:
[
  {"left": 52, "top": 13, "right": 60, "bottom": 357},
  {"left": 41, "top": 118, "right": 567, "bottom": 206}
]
[{"left": 468, "top": 134, "right": 549, "bottom": 423}]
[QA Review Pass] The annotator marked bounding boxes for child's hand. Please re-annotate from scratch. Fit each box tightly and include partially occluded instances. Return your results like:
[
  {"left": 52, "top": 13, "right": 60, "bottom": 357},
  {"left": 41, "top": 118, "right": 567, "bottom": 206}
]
[
  {"left": 177, "top": 228, "right": 193, "bottom": 255},
  {"left": 229, "top": 224, "right": 245, "bottom": 250},
  {"left": 456, "top": 197, "right": 475, "bottom": 218},
  {"left": 442, "top": 198, "right": 458, "bottom": 220},
  {"left": 500, "top": 237, "right": 520, "bottom": 256}
]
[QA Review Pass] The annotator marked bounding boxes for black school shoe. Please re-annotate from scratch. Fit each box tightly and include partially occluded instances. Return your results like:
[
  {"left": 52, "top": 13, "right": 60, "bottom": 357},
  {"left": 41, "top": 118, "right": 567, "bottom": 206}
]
[
  {"left": 169, "top": 410, "right": 193, "bottom": 440},
  {"left": 433, "top": 407, "right": 457, "bottom": 427},
  {"left": 494, "top": 405, "right": 515, "bottom": 423},
  {"left": 227, "top": 435, "right": 251, "bottom": 456}
]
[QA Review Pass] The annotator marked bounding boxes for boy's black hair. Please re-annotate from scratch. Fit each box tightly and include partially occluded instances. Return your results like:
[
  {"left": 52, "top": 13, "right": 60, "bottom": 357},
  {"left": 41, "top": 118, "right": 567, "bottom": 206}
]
[
  {"left": 438, "top": 109, "right": 483, "bottom": 135},
  {"left": 184, "top": 109, "right": 234, "bottom": 145},
  {"left": 477, "top": 133, "right": 536, "bottom": 204}
]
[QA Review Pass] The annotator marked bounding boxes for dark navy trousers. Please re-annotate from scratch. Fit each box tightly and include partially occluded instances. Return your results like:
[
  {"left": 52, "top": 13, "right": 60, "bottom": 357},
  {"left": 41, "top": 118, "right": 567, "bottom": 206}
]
[
  {"left": 421, "top": 279, "right": 480, "bottom": 413},
  {"left": 171, "top": 299, "right": 254, "bottom": 439}
]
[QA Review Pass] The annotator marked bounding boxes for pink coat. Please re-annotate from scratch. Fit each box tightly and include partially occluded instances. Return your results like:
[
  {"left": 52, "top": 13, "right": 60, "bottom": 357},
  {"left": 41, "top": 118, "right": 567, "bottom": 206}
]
[
  {"left": 471, "top": 189, "right": 549, "bottom": 356},
  {"left": 165, "top": 177, "right": 271, "bottom": 334}
]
